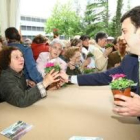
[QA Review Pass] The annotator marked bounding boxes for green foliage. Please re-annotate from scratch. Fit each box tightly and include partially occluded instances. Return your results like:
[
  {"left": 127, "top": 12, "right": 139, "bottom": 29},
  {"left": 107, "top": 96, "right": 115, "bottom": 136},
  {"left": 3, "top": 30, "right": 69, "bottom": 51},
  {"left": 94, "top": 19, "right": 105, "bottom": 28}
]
[
  {"left": 105, "top": 43, "right": 114, "bottom": 48},
  {"left": 44, "top": 0, "right": 125, "bottom": 38},
  {"left": 45, "top": 1, "right": 82, "bottom": 38},
  {"left": 83, "top": 68, "right": 95, "bottom": 74},
  {"left": 44, "top": 64, "right": 61, "bottom": 73},
  {"left": 110, "top": 78, "right": 136, "bottom": 90},
  {"left": 83, "top": 0, "right": 109, "bottom": 37},
  {"left": 87, "top": 52, "right": 94, "bottom": 58},
  {"left": 108, "top": 0, "right": 123, "bottom": 37}
]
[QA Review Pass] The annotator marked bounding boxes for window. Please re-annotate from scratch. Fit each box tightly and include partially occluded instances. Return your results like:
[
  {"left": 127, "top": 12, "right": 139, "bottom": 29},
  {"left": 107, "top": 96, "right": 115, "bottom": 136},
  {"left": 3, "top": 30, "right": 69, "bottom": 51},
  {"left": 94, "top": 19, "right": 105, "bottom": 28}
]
[
  {"left": 32, "top": 26, "right": 36, "bottom": 31},
  {"left": 32, "top": 18, "right": 36, "bottom": 22},
  {"left": 21, "top": 26, "right": 26, "bottom": 30},
  {"left": 26, "top": 17, "right": 30, "bottom": 21},
  {"left": 37, "top": 27, "right": 40, "bottom": 31},
  {"left": 21, "top": 16, "right": 25, "bottom": 20},
  {"left": 41, "top": 27, "right": 44, "bottom": 31},
  {"left": 27, "top": 26, "right": 31, "bottom": 30},
  {"left": 37, "top": 18, "right": 40, "bottom": 22}
]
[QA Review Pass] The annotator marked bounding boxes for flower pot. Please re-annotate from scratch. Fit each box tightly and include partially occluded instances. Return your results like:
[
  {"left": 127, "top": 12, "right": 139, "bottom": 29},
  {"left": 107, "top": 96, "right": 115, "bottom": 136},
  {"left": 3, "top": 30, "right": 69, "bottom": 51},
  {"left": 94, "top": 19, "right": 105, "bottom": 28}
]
[
  {"left": 111, "top": 87, "right": 131, "bottom": 101},
  {"left": 47, "top": 82, "right": 60, "bottom": 90}
]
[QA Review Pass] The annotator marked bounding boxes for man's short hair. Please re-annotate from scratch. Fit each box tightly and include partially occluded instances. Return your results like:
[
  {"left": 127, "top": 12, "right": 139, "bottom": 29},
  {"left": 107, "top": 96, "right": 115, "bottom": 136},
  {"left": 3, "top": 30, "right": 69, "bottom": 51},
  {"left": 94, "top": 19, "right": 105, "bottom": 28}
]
[
  {"left": 95, "top": 32, "right": 108, "bottom": 43},
  {"left": 121, "top": 6, "right": 140, "bottom": 28}
]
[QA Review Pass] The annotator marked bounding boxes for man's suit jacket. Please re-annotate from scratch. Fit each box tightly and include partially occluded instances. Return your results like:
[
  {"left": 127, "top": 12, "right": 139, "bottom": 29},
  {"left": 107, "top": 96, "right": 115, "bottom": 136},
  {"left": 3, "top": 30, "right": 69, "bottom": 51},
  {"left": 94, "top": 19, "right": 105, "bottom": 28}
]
[{"left": 77, "top": 54, "right": 139, "bottom": 94}]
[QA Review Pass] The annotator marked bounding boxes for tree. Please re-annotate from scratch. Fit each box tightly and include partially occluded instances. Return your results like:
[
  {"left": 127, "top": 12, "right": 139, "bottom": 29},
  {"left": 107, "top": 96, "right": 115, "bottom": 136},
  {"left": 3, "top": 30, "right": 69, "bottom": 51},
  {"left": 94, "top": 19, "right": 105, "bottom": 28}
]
[
  {"left": 110, "top": 0, "right": 123, "bottom": 37},
  {"left": 45, "top": 1, "right": 82, "bottom": 38},
  {"left": 83, "top": 0, "right": 109, "bottom": 37},
  {"left": 115, "top": 0, "right": 123, "bottom": 36}
]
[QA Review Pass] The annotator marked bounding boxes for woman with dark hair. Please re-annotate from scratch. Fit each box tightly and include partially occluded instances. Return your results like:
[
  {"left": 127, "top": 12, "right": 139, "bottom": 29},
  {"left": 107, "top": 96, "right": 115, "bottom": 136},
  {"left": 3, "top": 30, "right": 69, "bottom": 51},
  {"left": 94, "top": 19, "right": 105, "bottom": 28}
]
[
  {"left": 0, "top": 47, "right": 60, "bottom": 107},
  {"left": 5, "top": 27, "right": 43, "bottom": 83}
]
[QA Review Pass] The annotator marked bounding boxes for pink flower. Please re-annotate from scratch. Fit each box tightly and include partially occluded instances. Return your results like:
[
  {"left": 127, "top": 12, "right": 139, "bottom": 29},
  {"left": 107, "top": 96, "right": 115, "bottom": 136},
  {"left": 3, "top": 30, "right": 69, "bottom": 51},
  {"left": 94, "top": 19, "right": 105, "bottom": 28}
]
[
  {"left": 110, "top": 74, "right": 126, "bottom": 81},
  {"left": 45, "top": 62, "right": 55, "bottom": 68}
]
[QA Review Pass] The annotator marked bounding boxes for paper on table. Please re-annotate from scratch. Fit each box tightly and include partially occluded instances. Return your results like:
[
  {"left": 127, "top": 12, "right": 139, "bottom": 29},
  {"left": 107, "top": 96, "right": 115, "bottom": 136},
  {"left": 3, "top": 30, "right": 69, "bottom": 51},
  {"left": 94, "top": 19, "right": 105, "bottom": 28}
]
[{"left": 0, "top": 121, "right": 33, "bottom": 140}]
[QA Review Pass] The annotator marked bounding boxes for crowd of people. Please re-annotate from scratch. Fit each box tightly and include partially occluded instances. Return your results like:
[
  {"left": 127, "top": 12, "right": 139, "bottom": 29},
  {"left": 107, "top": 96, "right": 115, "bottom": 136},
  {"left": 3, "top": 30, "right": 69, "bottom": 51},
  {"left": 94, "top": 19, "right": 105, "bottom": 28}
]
[{"left": 0, "top": 6, "right": 140, "bottom": 119}]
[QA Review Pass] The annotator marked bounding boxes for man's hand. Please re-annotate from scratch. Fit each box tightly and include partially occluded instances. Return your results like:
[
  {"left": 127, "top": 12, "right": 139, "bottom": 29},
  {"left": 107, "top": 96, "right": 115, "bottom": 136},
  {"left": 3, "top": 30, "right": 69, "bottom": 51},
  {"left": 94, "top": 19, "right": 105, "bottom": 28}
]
[
  {"left": 59, "top": 71, "right": 69, "bottom": 83},
  {"left": 113, "top": 92, "right": 140, "bottom": 116}
]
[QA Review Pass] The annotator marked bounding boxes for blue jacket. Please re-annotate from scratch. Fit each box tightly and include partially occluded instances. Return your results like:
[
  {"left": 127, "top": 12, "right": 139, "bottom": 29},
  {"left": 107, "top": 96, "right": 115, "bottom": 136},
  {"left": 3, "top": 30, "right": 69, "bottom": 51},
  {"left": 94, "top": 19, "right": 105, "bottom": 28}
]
[
  {"left": 77, "top": 54, "right": 139, "bottom": 94},
  {"left": 8, "top": 43, "right": 43, "bottom": 83}
]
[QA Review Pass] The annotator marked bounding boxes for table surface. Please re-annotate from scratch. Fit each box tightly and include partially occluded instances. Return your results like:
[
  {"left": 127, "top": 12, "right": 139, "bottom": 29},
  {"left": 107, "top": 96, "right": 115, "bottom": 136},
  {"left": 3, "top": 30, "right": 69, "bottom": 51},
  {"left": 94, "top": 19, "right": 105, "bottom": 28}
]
[{"left": 0, "top": 85, "right": 140, "bottom": 140}]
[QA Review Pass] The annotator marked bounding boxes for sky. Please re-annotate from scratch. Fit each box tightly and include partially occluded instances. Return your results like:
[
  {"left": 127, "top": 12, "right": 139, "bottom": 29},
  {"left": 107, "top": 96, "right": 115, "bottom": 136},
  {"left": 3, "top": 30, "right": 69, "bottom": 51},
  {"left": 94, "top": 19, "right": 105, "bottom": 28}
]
[{"left": 20, "top": 0, "right": 140, "bottom": 19}]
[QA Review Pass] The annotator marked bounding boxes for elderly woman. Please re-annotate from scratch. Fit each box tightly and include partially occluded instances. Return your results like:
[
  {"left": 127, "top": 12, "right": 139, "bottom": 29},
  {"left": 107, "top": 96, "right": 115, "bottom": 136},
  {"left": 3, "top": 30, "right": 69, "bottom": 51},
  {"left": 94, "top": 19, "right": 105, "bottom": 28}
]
[
  {"left": 36, "top": 39, "right": 67, "bottom": 77},
  {"left": 0, "top": 47, "right": 60, "bottom": 107},
  {"left": 64, "top": 47, "right": 82, "bottom": 75}
]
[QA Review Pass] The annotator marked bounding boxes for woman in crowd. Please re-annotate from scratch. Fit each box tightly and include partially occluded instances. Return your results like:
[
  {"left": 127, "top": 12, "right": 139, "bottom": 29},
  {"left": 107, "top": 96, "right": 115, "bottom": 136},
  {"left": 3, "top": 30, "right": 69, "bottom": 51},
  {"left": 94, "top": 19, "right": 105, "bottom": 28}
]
[
  {"left": 36, "top": 39, "right": 67, "bottom": 77},
  {"left": 0, "top": 47, "right": 60, "bottom": 107},
  {"left": 64, "top": 47, "right": 82, "bottom": 75}
]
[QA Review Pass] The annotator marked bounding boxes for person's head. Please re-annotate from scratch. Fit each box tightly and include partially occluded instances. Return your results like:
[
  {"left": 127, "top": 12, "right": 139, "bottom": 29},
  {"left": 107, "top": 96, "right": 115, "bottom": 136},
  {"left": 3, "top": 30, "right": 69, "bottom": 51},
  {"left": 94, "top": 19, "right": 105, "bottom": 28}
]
[
  {"left": 107, "top": 36, "right": 114, "bottom": 44},
  {"left": 64, "top": 47, "right": 81, "bottom": 64},
  {"left": 24, "top": 38, "right": 32, "bottom": 46},
  {"left": 117, "top": 37, "right": 127, "bottom": 54},
  {"left": 0, "top": 47, "right": 24, "bottom": 73},
  {"left": 32, "top": 34, "right": 48, "bottom": 44},
  {"left": 112, "top": 38, "right": 119, "bottom": 50},
  {"left": 5, "top": 27, "right": 21, "bottom": 43},
  {"left": 95, "top": 32, "right": 108, "bottom": 47},
  {"left": 121, "top": 6, "right": 140, "bottom": 53},
  {"left": 71, "top": 38, "right": 82, "bottom": 51},
  {"left": 80, "top": 35, "right": 90, "bottom": 48},
  {"left": 49, "top": 39, "right": 63, "bottom": 59}
]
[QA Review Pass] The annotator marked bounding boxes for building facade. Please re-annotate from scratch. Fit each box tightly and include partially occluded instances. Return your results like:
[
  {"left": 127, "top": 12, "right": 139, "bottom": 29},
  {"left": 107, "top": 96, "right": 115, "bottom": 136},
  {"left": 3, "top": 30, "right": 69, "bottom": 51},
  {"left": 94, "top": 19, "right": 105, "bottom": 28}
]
[{"left": 20, "top": 15, "right": 47, "bottom": 40}]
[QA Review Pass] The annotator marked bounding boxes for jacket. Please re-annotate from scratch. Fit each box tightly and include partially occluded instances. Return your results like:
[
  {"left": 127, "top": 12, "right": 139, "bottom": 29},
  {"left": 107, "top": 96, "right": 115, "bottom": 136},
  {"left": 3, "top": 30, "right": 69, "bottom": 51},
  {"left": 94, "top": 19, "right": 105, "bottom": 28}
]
[
  {"left": 31, "top": 43, "right": 49, "bottom": 60},
  {"left": 77, "top": 54, "right": 139, "bottom": 94},
  {"left": 107, "top": 51, "right": 122, "bottom": 69},
  {"left": 0, "top": 68, "right": 42, "bottom": 107}
]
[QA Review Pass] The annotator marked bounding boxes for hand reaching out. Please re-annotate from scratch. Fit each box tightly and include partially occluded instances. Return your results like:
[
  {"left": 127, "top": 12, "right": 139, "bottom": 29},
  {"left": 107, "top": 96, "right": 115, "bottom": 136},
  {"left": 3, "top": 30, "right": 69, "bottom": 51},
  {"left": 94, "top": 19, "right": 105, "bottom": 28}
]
[
  {"left": 59, "top": 71, "right": 69, "bottom": 83},
  {"left": 42, "top": 69, "right": 60, "bottom": 88}
]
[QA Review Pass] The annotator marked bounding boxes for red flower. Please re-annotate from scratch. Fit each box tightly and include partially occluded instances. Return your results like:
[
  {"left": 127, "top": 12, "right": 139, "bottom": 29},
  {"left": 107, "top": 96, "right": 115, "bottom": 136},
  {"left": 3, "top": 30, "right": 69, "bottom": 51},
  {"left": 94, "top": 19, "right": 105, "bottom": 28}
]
[
  {"left": 45, "top": 62, "right": 54, "bottom": 68},
  {"left": 110, "top": 74, "right": 126, "bottom": 81}
]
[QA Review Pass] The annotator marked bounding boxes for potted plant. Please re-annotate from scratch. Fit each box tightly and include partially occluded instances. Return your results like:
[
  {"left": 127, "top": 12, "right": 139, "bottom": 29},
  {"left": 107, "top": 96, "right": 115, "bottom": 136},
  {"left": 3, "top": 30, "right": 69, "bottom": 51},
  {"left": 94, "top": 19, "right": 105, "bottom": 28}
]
[
  {"left": 44, "top": 62, "right": 61, "bottom": 89},
  {"left": 45, "top": 62, "right": 61, "bottom": 73},
  {"left": 110, "top": 74, "right": 137, "bottom": 101}
]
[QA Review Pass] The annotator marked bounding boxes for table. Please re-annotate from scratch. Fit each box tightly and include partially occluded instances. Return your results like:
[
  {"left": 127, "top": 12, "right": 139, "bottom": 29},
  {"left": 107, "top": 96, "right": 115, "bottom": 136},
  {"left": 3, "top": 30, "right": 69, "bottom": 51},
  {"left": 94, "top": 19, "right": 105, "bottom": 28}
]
[{"left": 0, "top": 85, "right": 140, "bottom": 140}]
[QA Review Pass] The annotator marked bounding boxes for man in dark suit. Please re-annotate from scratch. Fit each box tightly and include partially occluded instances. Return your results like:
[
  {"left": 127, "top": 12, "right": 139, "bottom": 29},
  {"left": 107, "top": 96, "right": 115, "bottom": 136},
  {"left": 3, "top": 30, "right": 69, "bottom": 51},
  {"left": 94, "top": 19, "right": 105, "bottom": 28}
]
[{"left": 60, "top": 6, "right": 140, "bottom": 117}]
